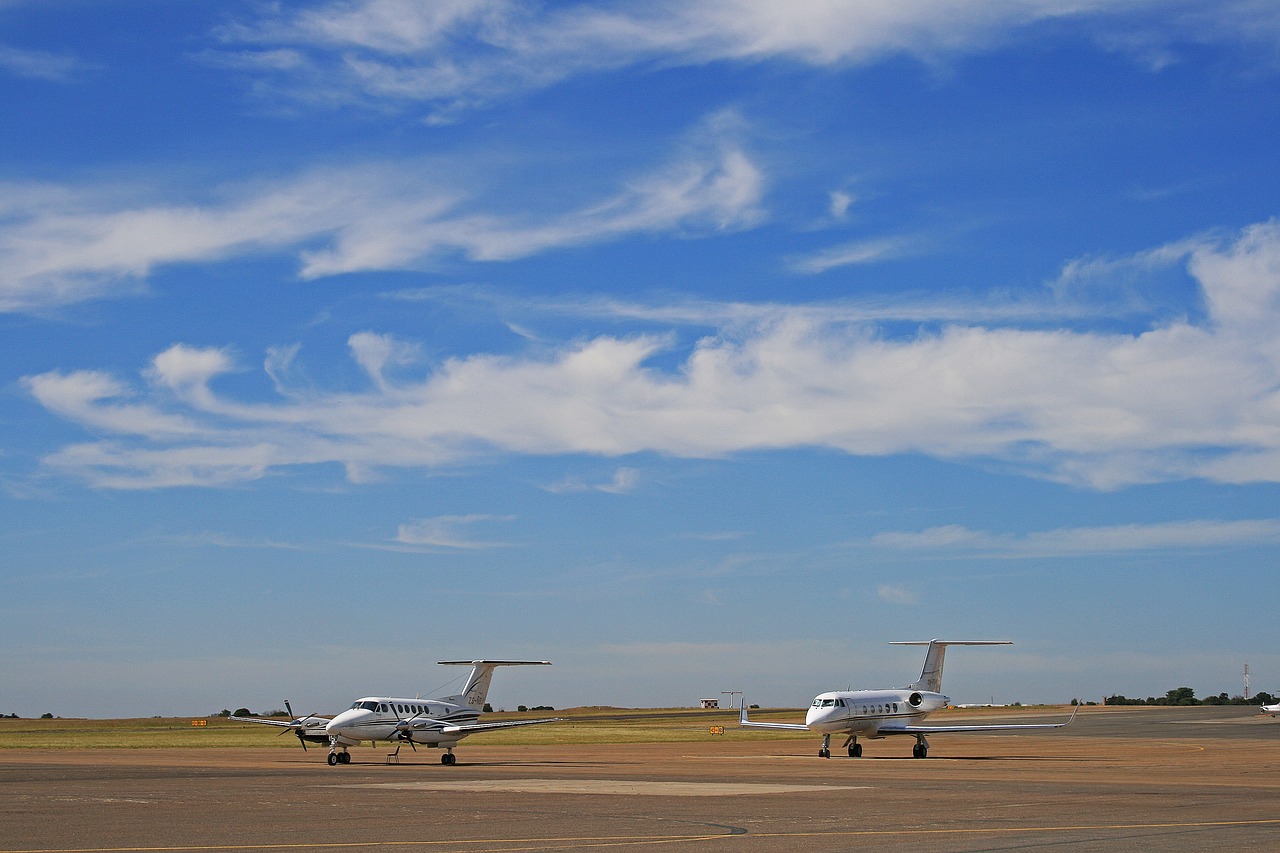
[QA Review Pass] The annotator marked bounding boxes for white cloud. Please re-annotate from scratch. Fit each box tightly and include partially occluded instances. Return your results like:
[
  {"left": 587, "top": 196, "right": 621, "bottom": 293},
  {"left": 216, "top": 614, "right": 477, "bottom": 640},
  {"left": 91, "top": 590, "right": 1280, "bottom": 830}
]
[
  {"left": 395, "top": 514, "right": 517, "bottom": 549},
  {"left": 545, "top": 467, "right": 640, "bottom": 495},
  {"left": 0, "top": 44, "right": 93, "bottom": 83},
  {"left": 21, "top": 220, "right": 1280, "bottom": 491},
  {"left": 876, "top": 584, "right": 918, "bottom": 605},
  {"left": 790, "top": 235, "right": 918, "bottom": 274},
  {"left": 871, "top": 518, "right": 1280, "bottom": 557},
  {"left": 215, "top": 0, "right": 1277, "bottom": 114},
  {"left": 0, "top": 118, "right": 762, "bottom": 313}
]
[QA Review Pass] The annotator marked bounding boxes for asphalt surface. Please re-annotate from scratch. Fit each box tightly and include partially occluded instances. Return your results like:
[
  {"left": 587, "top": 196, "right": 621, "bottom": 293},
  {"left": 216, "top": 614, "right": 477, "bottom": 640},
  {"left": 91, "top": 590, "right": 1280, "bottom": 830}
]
[{"left": 1, "top": 705, "right": 1277, "bottom": 852}]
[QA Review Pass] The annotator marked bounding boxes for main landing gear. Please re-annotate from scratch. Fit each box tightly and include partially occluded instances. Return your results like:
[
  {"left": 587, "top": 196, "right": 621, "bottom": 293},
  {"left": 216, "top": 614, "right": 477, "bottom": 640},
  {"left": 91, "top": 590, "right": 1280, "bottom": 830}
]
[
  {"left": 817, "top": 734, "right": 928, "bottom": 759},
  {"left": 326, "top": 749, "right": 351, "bottom": 765},
  {"left": 441, "top": 749, "right": 457, "bottom": 766}
]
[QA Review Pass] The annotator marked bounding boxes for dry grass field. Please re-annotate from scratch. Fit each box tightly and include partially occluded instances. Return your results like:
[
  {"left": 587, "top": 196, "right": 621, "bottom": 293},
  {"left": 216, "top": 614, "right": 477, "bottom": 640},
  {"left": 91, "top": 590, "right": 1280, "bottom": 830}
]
[{"left": 0, "top": 704, "right": 1077, "bottom": 749}]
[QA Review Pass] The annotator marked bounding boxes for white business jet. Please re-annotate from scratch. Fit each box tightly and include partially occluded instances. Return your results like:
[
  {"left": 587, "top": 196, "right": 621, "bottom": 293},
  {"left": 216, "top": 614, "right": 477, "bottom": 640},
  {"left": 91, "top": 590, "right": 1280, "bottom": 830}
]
[
  {"left": 233, "top": 660, "right": 556, "bottom": 765},
  {"left": 740, "top": 640, "right": 1076, "bottom": 759}
]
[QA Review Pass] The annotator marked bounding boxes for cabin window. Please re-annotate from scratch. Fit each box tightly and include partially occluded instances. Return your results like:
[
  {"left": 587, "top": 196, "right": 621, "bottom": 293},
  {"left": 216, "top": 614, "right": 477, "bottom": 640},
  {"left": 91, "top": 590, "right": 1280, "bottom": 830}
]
[{"left": 893, "top": 703, "right": 898, "bottom": 712}]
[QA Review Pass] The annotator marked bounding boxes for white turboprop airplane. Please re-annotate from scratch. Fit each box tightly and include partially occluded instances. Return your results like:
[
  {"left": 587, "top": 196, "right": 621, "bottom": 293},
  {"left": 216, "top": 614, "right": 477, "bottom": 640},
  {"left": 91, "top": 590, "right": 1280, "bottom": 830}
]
[
  {"left": 233, "top": 660, "right": 556, "bottom": 765},
  {"left": 740, "top": 640, "right": 1076, "bottom": 759}
]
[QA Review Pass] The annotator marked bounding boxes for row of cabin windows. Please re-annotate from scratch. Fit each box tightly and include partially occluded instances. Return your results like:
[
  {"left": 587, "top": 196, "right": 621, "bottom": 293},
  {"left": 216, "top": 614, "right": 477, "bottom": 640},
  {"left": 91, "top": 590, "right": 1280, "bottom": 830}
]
[
  {"left": 352, "top": 701, "right": 434, "bottom": 716},
  {"left": 811, "top": 698, "right": 900, "bottom": 715}
]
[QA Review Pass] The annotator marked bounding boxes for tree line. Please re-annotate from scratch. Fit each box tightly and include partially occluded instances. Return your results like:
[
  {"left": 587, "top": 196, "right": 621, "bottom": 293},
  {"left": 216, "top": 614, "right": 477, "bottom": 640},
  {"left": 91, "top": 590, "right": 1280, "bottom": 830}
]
[{"left": 1104, "top": 687, "right": 1276, "bottom": 706}]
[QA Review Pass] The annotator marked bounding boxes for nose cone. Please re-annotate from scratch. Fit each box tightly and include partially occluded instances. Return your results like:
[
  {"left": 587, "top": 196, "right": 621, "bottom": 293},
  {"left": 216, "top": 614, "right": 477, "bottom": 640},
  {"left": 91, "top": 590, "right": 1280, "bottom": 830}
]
[
  {"left": 805, "top": 705, "right": 838, "bottom": 731},
  {"left": 326, "top": 708, "right": 363, "bottom": 736}
]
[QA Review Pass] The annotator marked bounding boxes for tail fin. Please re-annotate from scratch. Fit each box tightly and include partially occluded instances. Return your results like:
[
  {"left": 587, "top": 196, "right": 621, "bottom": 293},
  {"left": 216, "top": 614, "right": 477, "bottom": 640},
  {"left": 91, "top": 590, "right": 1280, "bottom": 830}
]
[
  {"left": 436, "top": 660, "right": 551, "bottom": 710},
  {"left": 890, "top": 640, "right": 1011, "bottom": 693}
]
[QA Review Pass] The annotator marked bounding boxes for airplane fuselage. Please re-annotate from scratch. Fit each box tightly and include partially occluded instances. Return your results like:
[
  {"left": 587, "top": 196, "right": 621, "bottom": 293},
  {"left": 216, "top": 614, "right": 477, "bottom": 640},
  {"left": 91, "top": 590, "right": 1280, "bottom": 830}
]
[
  {"left": 325, "top": 697, "right": 478, "bottom": 747},
  {"left": 805, "top": 689, "right": 950, "bottom": 737}
]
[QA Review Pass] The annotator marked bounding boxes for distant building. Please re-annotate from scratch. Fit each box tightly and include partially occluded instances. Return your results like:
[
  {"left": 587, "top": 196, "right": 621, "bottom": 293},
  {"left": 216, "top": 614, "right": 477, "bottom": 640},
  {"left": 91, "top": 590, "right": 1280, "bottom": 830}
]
[{"left": 699, "top": 698, "right": 720, "bottom": 709}]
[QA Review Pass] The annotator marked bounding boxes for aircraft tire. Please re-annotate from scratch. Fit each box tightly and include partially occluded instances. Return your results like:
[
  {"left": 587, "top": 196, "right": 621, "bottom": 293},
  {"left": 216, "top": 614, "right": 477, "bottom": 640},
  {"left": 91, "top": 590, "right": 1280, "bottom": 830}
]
[
  {"left": 818, "top": 748, "right": 830, "bottom": 758},
  {"left": 327, "top": 753, "right": 339, "bottom": 766},
  {"left": 339, "top": 752, "right": 351, "bottom": 764},
  {"left": 441, "top": 753, "right": 456, "bottom": 765},
  {"left": 849, "top": 743, "right": 862, "bottom": 757}
]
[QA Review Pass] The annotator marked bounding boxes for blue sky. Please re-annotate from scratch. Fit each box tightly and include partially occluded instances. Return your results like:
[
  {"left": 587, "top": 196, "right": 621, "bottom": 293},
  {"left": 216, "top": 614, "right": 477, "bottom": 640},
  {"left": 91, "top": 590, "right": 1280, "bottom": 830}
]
[{"left": 3, "top": 0, "right": 1280, "bottom": 718}]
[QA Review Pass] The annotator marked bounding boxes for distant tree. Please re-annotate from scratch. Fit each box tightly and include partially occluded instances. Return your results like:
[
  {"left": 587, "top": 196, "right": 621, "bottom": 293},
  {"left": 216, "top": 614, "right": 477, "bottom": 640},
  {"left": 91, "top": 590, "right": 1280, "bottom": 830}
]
[
  {"left": 517, "top": 705, "right": 528, "bottom": 713},
  {"left": 233, "top": 707, "right": 253, "bottom": 717},
  {"left": 217, "top": 709, "right": 231, "bottom": 718},
  {"left": 1253, "top": 691, "right": 1276, "bottom": 706},
  {"left": 530, "top": 705, "right": 555, "bottom": 712},
  {"left": 1164, "top": 687, "right": 1197, "bottom": 706},
  {"left": 40, "top": 712, "right": 54, "bottom": 719},
  {"left": 483, "top": 703, "right": 493, "bottom": 713}
]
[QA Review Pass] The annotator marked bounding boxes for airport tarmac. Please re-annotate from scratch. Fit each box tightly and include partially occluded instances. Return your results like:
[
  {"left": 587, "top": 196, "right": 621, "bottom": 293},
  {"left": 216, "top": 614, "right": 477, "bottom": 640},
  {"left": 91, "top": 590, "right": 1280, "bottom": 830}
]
[{"left": 1, "top": 705, "right": 1277, "bottom": 852}]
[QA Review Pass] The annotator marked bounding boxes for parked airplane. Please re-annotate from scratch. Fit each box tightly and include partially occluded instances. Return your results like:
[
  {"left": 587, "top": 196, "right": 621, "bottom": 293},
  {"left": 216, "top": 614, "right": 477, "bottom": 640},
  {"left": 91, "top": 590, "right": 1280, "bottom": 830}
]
[
  {"left": 740, "top": 640, "right": 1076, "bottom": 758},
  {"left": 1261, "top": 701, "right": 1280, "bottom": 717},
  {"left": 233, "top": 660, "right": 556, "bottom": 765}
]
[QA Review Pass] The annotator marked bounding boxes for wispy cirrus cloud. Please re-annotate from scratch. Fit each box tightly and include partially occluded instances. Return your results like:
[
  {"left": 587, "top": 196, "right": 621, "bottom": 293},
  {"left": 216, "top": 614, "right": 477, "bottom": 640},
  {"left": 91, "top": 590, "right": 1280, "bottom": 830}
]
[
  {"left": 790, "top": 234, "right": 920, "bottom": 274},
  {"left": 544, "top": 467, "right": 640, "bottom": 495},
  {"left": 0, "top": 119, "right": 763, "bottom": 313},
  {"left": 20, "top": 220, "right": 1280, "bottom": 491},
  {"left": 395, "top": 514, "right": 517, "bottom": 550},
  {"left": 870, "top": 518, "right": 1280, "bottom": 558},
  {"left": 0, "top": 44, "right": 95, "bottom": 83},
  {"left": 213, "top": 0, "right": 1279, "bottom": 116}
]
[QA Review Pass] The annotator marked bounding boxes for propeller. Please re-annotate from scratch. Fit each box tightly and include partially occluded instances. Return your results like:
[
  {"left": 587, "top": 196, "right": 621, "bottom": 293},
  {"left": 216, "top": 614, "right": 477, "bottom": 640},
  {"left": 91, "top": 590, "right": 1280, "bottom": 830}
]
[
  {"left": 277, "top": 700, "right": 319, "bottom": 751},
  {"left": 388, "top": 705, "right": 425, "bottom": 751}
]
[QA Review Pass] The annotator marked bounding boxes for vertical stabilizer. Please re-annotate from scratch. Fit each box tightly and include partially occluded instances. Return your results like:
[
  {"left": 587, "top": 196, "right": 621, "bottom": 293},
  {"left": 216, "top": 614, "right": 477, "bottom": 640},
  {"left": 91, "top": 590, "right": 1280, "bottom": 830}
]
[
  {"left": 437, "top": 660, "right": 552, "bottom": 710},
  {"left": 890, "top": 640, "right": 1011, "bottom": 693}
]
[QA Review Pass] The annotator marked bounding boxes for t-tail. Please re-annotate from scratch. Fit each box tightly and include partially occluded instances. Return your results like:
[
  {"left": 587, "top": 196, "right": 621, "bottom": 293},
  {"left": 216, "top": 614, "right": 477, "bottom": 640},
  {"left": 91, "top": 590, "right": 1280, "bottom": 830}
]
[
  {"left": 437, "top": 660, "right": 552, "bottom": 710},
  {"left": 890, "top": 640, "right": 1011, "bottom": 693}
]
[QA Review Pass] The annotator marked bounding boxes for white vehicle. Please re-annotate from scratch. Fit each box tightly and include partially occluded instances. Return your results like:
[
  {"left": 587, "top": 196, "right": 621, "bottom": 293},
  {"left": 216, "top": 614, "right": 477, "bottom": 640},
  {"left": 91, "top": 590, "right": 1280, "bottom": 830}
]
[
  {"left": 740, "top": 639, "right": 1076, "bottom": 759},
  {"left": 234, "top": 660, "right": 556, "bottom": 765}
]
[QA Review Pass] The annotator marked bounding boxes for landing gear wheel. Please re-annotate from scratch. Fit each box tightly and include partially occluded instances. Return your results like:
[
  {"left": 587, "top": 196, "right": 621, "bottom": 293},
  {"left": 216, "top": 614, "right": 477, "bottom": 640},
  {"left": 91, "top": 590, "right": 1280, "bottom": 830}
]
[
  {"left": 818, "top": 748, "right": 830, "bottom": 759},
  {"left": 441, "top": 752, "right": 457, "bottom": 765},
  {"left": 327, "top": 753, "right": 339, "bottom": 766},
  {"left": 912, "top": 743, "right": 928, "bottom": 758},
  {"left": 849, "top": 743, "right": 862, "bottom": 758},
  {"left": 339, "top": 752, "right": 351, "bottom": 764}
]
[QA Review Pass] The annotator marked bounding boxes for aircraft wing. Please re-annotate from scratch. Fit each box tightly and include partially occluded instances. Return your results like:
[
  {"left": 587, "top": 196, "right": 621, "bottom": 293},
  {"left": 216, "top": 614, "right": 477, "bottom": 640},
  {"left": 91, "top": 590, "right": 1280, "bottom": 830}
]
[
  {"left": 230, "top": 715, "right": 297, "bottom": 728},
  {"left": 738, "top": 702, "right": 810, "bottom": 731},
  {"left": 439, "top": 717, "right": 560, "bottom": 735},
  {"left": 883, "top": 704, "right": 1079, "bottom": 734}
]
